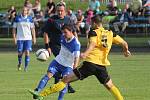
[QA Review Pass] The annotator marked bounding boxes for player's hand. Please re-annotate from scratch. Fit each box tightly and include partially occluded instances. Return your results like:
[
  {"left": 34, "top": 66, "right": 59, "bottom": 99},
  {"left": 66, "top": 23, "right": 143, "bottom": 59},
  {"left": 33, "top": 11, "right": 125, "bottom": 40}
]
[
  {"left": 47, "top": 48, "right": 52, "bottom": 56},
  {"left": 80, "top": 53, "right": 87, "bottom": 59},
  {"left": 124, "top": 50, "right": 131, "bottom": 57}
]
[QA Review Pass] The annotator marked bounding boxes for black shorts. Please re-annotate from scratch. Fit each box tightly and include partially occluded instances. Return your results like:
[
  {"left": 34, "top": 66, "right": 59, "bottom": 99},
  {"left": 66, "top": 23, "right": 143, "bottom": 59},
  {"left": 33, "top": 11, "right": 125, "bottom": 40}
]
[{"left": 73, "top": 61, "right": 110, "bottom": 84}]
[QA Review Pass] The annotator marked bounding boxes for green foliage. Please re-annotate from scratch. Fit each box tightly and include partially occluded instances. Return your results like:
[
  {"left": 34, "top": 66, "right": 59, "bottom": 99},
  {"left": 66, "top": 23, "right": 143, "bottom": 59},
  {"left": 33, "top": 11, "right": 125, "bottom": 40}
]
[
  {"left": 0, "top": 52, "right": 150, "bottom": 100},
  {"left": 0, "top": 0, "right": 88, "bottom": 12}
]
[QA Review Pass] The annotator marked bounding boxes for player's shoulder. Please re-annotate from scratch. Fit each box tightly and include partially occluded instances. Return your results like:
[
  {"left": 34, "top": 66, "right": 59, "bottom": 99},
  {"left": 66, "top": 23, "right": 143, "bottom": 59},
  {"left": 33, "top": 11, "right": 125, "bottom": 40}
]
[
  {"left": 88, "top": 29, "right": 97, "bottom": 38},
  {"left": 15, "top": 14, "right": 21, "bottom": 19},
  {"left": 27, "top": 15, "right": 33, "bottom": 22},
  {"left": 47, "top": 15, "right": 59, "bottom": 22},
  {"left": 72, "top": 37, "right": 81, "bottom": 47}
]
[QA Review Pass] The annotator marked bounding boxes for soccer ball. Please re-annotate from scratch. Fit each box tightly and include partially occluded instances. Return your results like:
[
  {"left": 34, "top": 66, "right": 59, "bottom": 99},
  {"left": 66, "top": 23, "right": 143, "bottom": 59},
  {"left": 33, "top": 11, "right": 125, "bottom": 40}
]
[{"left": 35, "top": 49, "right": 50, "bottom": 61}]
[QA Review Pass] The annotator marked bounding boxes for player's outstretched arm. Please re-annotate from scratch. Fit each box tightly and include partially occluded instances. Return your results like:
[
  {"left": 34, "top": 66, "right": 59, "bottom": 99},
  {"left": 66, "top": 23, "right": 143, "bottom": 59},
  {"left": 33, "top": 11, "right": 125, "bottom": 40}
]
[{"left": 121, "top": 40, "right": 131, "bottom": 57}]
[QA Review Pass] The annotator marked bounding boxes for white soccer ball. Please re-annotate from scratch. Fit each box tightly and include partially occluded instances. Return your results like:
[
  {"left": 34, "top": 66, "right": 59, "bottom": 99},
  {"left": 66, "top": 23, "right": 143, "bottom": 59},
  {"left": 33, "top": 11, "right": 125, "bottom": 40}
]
[{"left": 35, "top": 49, "right": 49, "bottom": 61}]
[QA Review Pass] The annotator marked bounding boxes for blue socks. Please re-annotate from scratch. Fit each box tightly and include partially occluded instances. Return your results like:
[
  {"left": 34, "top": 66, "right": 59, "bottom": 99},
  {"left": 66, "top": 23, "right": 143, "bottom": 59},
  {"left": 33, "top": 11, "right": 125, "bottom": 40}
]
[
  {"left": 25, "top": 55, "right": 30, "bottom": 71},
  {"left": 18, "top": 55, "right": 22, "bottom": 65},
  {"left": 36, "top": 75, "right": 50, "bottom": 92},
  {"left": 58, "top": 85, "right": 68, "bottom": 100}
]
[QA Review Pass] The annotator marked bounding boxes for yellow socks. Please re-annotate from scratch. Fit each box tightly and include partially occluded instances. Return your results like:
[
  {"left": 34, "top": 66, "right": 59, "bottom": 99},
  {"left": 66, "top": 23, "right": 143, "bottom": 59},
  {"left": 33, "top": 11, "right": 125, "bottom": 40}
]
[
  {"left": 40, "top": 81, "right": 66, "bottom": 97},
  {"left": 110, "top": 86, "right": 124, "bottom": 100}
]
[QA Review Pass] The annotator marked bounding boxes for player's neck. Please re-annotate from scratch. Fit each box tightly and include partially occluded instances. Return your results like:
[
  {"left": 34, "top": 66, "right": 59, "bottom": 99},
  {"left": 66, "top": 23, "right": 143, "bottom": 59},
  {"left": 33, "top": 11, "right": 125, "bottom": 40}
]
[{"left": 65, "top": 35, "right": 74, "bottom": 42}]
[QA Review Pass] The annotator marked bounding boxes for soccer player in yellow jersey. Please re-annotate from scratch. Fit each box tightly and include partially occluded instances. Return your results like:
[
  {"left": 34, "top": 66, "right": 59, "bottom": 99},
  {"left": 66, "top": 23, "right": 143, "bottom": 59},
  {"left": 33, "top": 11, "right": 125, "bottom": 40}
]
[{"left": 29, "top": 15, "right": 131, "bottom": 100}]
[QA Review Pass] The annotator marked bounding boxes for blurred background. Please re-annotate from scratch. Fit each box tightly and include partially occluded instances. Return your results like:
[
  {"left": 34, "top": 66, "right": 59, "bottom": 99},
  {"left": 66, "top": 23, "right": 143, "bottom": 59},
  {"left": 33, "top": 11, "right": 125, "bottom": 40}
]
[
  {"left": 0, "top": 0, "right": 149, "bottom": 52},
  {"left": 0, "top": 1, "right": 150, "bottom": 100}
]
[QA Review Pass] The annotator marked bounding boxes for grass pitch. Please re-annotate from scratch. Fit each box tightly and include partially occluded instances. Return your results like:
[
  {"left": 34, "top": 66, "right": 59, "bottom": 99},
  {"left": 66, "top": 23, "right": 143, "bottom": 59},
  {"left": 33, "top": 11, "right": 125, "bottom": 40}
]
[{"left": 0, "top": 52, "right": 150, "bottom": 100}]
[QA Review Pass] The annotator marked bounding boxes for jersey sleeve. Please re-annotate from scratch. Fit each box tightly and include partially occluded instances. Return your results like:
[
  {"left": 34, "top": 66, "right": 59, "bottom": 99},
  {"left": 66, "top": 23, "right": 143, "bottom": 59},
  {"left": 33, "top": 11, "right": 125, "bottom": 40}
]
[
  {"left": 73, "top": 42, "right": 81, "bottom": 58},
  {"left": 112, "top": 35, "right": 124, "bottom": 44},
  {"left": 29, "top": 17, "right": 34, "bottom": 29},
  {"left": 88, "top": 30, "right": 97, "bottom": 43}
]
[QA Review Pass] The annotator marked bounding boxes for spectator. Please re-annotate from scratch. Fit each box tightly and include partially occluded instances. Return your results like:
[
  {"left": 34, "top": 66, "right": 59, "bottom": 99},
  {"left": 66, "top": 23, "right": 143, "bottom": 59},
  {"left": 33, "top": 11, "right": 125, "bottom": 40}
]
[
  {"left": 45, "top": 0, "right": 56, "bottom": 17},
  {"left": 86, "top": 10, "right": 94, "bottom": 25},
  {"left": 125, "top": 3, "right": 132, "bottom": 16},
  {"left": 76, "top": 9, "right": 84, "bottom": 34},
  {"left": 7, "top": 5, "right": 17, "bottom": 24},
  {"left": 33, "top": 10, "right": 46, "bottom": 37},
  {"left": 113, "top": 9, "right": 133, "bottom": 34},
  {"left": 67, "top": 9, "right": 77, "bottom": 24},
  {"left": 85, "top": 10, "right": 93, "bottom": 38},
  {"left": 88, "top": 0, "right": 100, "bottom": 14},
  {"left": 129, "top": 0, "right": 142, "bottom": 16},
  {"left": 32, "top": 0, "right": 41, "bottom": 15},
  {"left": 107, "top": 0, "right": 117, "bottom": 8},
  {"left": 143, "top": 0, "right": 150, "bottom": 23}
]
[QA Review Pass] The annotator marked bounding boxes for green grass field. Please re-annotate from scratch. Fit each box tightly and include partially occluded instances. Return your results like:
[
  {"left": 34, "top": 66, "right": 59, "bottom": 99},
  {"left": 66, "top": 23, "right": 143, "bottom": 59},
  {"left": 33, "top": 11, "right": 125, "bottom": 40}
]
[{"left": 0, "top": 52, "right": 150, "bottom": 100}]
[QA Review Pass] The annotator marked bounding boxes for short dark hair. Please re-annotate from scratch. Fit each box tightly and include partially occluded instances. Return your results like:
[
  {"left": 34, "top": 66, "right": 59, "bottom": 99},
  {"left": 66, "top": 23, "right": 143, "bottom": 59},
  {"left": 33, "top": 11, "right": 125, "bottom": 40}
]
[
  {"left": 61, "top": 24, "right": 72, "bottom": 32},
  {"left": 56, "top": 2, "right": 66, "bottom": 8},
  {"left": 91, "top": 15, "right": 102, "bottom": 24}
]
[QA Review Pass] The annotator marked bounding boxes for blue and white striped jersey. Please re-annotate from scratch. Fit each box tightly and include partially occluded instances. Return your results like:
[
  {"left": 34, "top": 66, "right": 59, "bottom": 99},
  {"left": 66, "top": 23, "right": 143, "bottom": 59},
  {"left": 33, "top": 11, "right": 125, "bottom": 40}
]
[
  {"left": 55, "top": 35, "right": 80, "bottom": 68},
  {"left": 13, "top": 14, "right": 34, "bottom": 40}
]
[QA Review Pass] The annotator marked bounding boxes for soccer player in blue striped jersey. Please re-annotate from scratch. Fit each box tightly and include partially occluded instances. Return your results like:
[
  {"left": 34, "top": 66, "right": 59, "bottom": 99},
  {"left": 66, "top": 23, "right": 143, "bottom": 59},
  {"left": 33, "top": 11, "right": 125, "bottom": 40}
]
[
  {"left": 43, "top": 2, "right": 77, "bottom": 94},
  {"left": 12, "top": 7, "right": 36, "bottom": 72},
  {"left": 28, "top": 24, "right": 80, "bottom": 100}
]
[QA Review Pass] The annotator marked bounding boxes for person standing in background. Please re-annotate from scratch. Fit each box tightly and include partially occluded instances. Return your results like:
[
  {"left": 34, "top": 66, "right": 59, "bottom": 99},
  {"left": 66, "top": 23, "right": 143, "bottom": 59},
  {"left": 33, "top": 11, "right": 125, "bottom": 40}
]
[{"left": 12, "top": 7, "right": 36, "bottom": 72}]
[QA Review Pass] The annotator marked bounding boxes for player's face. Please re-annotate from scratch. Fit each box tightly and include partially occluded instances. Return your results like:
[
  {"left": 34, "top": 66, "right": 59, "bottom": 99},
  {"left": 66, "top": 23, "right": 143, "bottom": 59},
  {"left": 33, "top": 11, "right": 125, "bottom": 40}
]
[
  {"left": 63, "top": 29, "right": 72, "bottom": 39},
  {"left": 57, "top": 5, "right": 66, "bottom": 19},
  {"left": 22, "top": 7, "right": 28, "bottom": 16}
]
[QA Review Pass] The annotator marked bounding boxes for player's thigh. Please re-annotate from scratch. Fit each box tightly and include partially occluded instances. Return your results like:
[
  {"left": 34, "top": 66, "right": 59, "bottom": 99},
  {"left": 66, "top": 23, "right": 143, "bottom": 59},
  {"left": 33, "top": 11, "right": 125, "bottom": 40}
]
[
  {"left": 17, "top": 40, "right": 24, "bottom": 53},
  {"left": 62, "top": 67, "right": 73, "bottom": 76},
  {"left": 23, "top": 40, "right": 32, "bottom": 52},
  {"left": 73, "top": 61, "right": 96, "bottom": 80},
  {"left": 47, "top": 60, "right": 58, "bottom": 75},
  {"left": 95, "top": 66, "right": 110, "bottom": 84}
]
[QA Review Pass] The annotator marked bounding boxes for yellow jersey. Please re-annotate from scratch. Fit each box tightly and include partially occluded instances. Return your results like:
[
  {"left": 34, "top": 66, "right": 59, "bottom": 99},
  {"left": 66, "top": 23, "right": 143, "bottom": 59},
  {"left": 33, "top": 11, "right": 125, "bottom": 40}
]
[{"left": 85, "top": 27, "right": 124, "bottom": 66}]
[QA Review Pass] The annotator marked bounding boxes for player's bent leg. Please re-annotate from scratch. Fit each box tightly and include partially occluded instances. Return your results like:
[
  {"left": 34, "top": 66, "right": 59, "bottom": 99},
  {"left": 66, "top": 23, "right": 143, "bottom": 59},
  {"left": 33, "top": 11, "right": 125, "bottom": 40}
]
[
  {"left": 104, "top": 79, "right": 124, "bottom": 100},
  {"left": 36, "top": 72, "right": 53, "bottom": 92},
  {"left": 39, "top": 72, "right": 78, "bottom": 97},
  {"left": 40, "top": 81, "right": 67, "bottom": 97},
  {"left": 30, "top": 72, "right": 53, "bottom": 99}
]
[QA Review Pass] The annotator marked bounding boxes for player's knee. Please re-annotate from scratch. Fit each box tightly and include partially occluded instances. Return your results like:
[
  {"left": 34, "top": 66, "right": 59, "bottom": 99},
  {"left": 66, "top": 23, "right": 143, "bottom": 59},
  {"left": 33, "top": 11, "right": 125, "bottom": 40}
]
[
  {"left": 47, "top": 72, "right": 53, "bottom": 79},
  {"left": 104, "top": 79, "right": 114, "bottom": 89},
  {"left": 25, "top": 50, "right": 30, "bottom": 55},
  {"left": 62, "top": 76, "right": 70, "bottom": 83}
]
